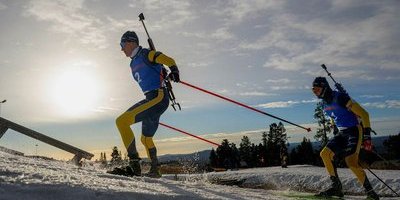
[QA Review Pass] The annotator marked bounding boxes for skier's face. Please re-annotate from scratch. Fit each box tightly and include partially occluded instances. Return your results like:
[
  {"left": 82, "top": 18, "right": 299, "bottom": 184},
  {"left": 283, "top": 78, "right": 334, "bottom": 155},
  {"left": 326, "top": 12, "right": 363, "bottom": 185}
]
[
  {"left": 121, "top": 41, "right": 137, "bottom": 57},
  {"left": 312, "top": 86, "right": 323, "bottom": 97}
]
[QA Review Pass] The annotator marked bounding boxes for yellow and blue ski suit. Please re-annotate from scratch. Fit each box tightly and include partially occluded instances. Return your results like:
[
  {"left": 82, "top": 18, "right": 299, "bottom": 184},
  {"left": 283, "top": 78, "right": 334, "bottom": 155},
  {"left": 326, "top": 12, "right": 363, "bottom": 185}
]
[
  {"left": 320, "top": 91, "right": 371, "bottom": 186},
  {"left": 116, "top": 46, "right": 176, "bottom": 159}
]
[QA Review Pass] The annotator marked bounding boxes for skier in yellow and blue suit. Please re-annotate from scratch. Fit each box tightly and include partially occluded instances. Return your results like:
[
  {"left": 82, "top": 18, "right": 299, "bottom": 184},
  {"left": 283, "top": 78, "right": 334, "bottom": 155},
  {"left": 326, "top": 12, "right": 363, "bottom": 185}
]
[
  {"left": 112, "top": 31, "right": 180, "bottom": 178},
  {"left": 312, "top": 77, "right": 379, "bottom": 200}
]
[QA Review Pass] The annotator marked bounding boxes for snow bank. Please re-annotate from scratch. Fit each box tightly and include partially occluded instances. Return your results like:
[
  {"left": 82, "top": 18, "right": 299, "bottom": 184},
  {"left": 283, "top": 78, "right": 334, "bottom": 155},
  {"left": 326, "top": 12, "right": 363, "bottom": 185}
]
[
  {"left": 0, "top": 150, "right": 399, "bottom": 200},
  {"left": 168, "top": 165, "right": 400, "bottom": 197},
  {"left": 0, "top": 151, "right": 282, "bottom": 200}
]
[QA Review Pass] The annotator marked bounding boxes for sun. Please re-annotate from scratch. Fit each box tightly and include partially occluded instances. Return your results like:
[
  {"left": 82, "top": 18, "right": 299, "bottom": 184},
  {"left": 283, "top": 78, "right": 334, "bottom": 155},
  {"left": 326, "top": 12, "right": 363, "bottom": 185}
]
[{"left": 48, "top": 68, "right": 100, "bottom": 117}]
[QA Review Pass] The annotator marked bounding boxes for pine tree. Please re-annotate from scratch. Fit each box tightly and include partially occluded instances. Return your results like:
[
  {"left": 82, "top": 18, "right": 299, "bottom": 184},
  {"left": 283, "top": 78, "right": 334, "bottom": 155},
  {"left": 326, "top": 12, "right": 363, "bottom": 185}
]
[
  {"left": 266, "top": 123, "right": 277, "bottom": 166},
  {"left": 262, "top": 131, "right": 268, "bottom": 148},
  {"left": 314, "top": 101, "right": 332, "bottom": 148},
  {"left": 99, "top": 152, "right": 107, "bottom": 167},
  {"left": 383, "top": 132, "right": 400, "bottom": 160},
  {"left": 249, "top": 143, "right": 258, "bottom": 167},
  {"left": 209, "top": 148, "right": 218, "bottom": 168},
  {"left": 230, "top": 143, "right": 240, "bottom": 169},
  {"left": 296, "top": 137, "right": 315, "bottom": 165},
  {"left": 266, "top": 122, "right": 287, "bottom": 166},
  {"left": 289, "top": 148, "right": 299, "bottom": 165},
  {"left": 216, "top": 139, "right": 233, "bottom": 169},
  {"left": 110, "top": 146, "right": 122, "bottom": 166},
  {"left": 239, "top": 136, "right": 252, "bottom": 168}
]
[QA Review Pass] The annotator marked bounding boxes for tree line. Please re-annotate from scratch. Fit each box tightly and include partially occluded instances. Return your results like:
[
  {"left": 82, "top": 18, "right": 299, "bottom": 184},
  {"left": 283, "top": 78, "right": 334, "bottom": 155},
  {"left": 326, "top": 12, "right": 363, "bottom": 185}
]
[
  {"left": 209, "top": 102, "right": 400, "bottom": 170},
  {"left": 209, "top": 122, "right": 324, "bottom": 169}
]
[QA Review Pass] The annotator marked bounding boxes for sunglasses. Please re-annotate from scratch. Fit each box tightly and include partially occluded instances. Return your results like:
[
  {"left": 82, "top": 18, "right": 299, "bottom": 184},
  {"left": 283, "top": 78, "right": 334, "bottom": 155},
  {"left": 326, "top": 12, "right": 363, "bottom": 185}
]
[{"left": 120, "top": 42, "right": 126, "bottom": 49}]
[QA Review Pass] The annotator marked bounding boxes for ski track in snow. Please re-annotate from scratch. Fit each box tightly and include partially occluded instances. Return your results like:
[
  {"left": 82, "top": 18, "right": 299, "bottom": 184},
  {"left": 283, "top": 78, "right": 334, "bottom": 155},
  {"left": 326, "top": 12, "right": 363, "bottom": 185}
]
[{"left": 0, "top": 151, "right": 399, "bottom": 200}]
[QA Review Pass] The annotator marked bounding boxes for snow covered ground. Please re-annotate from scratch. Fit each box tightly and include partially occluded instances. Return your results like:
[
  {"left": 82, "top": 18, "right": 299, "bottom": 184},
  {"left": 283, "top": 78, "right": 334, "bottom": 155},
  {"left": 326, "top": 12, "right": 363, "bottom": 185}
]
[{"left": 0, "top": 150, "right": 399, "bottom": 200}]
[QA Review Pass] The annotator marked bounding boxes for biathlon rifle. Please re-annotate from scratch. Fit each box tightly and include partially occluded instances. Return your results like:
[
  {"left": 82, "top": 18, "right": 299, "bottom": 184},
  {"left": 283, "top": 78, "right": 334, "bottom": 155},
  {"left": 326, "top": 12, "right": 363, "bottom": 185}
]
[
  {"left": 138, "top": 13, "right": 181, "bottom": 111},
  {"left": 320, "top": 64, "right": 347, "bottom": 94}
]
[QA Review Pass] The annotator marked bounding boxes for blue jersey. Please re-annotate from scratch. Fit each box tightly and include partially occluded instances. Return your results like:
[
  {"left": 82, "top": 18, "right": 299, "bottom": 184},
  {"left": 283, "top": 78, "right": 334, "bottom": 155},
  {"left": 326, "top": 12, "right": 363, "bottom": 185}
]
[
  {"left": 323, "top": 91, "right": 359, "bottom": 128},
  {"left": 130, "top": 47, "right": 164, "bottom": 93}
]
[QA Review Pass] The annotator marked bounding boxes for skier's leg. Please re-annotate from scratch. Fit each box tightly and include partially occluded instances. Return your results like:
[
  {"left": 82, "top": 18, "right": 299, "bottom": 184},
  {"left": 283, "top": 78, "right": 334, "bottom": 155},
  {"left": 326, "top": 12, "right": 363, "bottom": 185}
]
[
  {"left": 320, "top": 147, "right": 337, "bottom": 177},
  {"left": 114, "top": 92, "right": 164, "bottom": 176},
  {"left": 317, "top": 137, "right": 344, "bottom": 197},
  {"left": 344, "top": 126, "right": 379, "bottom": 200},
  {"left": 141, "top": 117, "right": 162, "bottom": 178}
]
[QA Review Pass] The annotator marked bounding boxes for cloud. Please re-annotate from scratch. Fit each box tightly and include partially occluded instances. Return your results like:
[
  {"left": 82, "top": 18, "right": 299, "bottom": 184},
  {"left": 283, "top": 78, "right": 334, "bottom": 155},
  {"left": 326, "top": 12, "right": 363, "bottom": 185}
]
[
  {"left": 24, "top": 0, "right": 107, "bottom": 49},
  {"left": 0, "top": 2, "right": 7, "bottom": 10},
  {"left": 270, "top": 85, "right": 307, "bottom": 91},
  {"left": 301, "top": 99, "right": 319, "bottom": 104},
  {"left": 211, "top": 27, "right": 235, "bottom": 40},
  {"left": 186, "top": 62, "right": 210, "bottom": 68},
  {"left": 360, "top": 95, "right": 384, "bottom": 99},
  {"left": 129, "top": 0, "right": 196, "bottom": 31},
  {"left": 236, "top": 0, "right": 400, "bottom": 80},
  {"left": 263, "top": 54, "right": 302, "bottom": 71},
  {"left": 239, "top": 91, "right": 273, "bottom": 97},
  {"left": 212, "top": 0, "right": 284, "bottom": 24},
  {"left": 179, "top": 28, "right": 234, "bottom": 41},
  {"left": 256, "top": 99, "right": 317, "bottom": 108},
  {"left": 379, "top": 61, "right": 400, "bottom": 70},
  {"left": 257, "top": 100, "right": 300, "bottom": 108},
  {"left": 362, "top": 100, "right": 400, "bottom": 109},
  {"left": 265, "top": 79, "right": 291, "bottom": 84}
]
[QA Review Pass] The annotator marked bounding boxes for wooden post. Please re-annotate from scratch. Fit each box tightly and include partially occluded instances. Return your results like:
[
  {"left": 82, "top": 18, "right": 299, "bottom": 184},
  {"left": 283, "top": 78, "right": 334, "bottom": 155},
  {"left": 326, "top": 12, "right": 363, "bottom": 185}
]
[{"left": 0, "top": 117, "right": 94, "bottom": 165}]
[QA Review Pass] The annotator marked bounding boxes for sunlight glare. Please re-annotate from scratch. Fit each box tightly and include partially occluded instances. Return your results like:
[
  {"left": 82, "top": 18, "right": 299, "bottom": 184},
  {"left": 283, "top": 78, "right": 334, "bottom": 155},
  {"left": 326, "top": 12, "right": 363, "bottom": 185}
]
[{"left": 49, "top": 68, "right": 100, "bottom": 117}]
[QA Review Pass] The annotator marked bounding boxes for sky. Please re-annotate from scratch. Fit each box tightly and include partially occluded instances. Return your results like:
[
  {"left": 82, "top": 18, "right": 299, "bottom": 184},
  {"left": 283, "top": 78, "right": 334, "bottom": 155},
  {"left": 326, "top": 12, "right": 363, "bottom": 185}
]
[{"left": 0, "top": 0, "right": 399, "bottom": 160}]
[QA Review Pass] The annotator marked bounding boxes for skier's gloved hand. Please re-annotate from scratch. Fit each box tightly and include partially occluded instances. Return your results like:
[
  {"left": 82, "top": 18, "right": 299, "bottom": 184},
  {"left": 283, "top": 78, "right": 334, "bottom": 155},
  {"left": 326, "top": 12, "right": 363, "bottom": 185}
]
[
  {"left": 332, "top": 125, "right": 339, "bottom": 136},
  {"left": 168, "top": 65, "right": 180, "bottom": 82},
  {"left": 362, "top": 127, "right": 372, "bottom": 151}
]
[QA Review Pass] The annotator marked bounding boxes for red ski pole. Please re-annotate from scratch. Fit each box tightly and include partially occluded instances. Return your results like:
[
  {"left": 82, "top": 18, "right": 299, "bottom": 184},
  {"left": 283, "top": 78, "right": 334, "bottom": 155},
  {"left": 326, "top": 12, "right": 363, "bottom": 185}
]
[
  {"left": 159, "top": 122, "right": 220, "bottom": 147},
  {"left": 179, "top": 80, "right": 311, "bottom": 132}
]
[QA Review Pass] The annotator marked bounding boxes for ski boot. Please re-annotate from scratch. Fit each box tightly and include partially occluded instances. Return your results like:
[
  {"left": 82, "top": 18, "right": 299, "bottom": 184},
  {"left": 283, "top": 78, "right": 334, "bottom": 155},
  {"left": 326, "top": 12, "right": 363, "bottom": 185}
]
[
  {"left": 143, "top": 148, "right": 162, "bottom": 178},
  {"left": 315, "top": 176, "right": 344, "bottom": 198},
  {"left": 364, "top": 178, "right": 379, "bottom": 200},
  {"left": 108, "top": 154, "right": 141, "bottom": 177},
  {"left": 365, "top": 190, "right": 379, "bottom": 200},
  {"left": 144, "top": 165, "right": 162, "bottom": 178},
  {"left": 125, "top": 158, "right": 141, "bottom": 176}
]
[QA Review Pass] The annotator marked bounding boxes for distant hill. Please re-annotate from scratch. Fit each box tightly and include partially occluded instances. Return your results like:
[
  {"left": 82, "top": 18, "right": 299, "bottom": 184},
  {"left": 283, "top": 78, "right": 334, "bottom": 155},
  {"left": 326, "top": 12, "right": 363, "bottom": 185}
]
[{"left": 288, "top": 136, "right": 390, "bottom": 154}]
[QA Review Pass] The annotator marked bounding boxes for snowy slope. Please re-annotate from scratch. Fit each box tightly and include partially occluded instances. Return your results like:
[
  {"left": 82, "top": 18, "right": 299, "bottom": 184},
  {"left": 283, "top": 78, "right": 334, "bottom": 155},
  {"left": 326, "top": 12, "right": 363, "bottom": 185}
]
[
  {"left": 169, "top": 166, "right": 400, "bottom": 198},
  {"left": 0, "top": 150, "right": 399, "bottom": 200}
]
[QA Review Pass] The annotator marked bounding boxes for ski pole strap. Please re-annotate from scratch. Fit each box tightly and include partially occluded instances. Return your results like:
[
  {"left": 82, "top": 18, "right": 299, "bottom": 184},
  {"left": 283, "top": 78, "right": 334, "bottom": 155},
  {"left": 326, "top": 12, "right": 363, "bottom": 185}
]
[
  {"left": 179, "top": 80, "right": 311, "bottom": 132},
  {"left": 159, "top": 122, "right": 220, "bottom": 147}
]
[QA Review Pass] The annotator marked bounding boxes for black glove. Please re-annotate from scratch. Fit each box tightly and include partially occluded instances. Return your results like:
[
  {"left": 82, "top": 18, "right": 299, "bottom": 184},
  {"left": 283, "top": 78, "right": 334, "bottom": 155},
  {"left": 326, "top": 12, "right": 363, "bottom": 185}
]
[
  {"left": 363, "top": 127, "right": 371, "bottom": 137},
  {"left": 168, "top": 65, "right": 180, "bottom": 82},
  {"left": 332, "top": 125, "right": 339, "bottom": 135}
]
